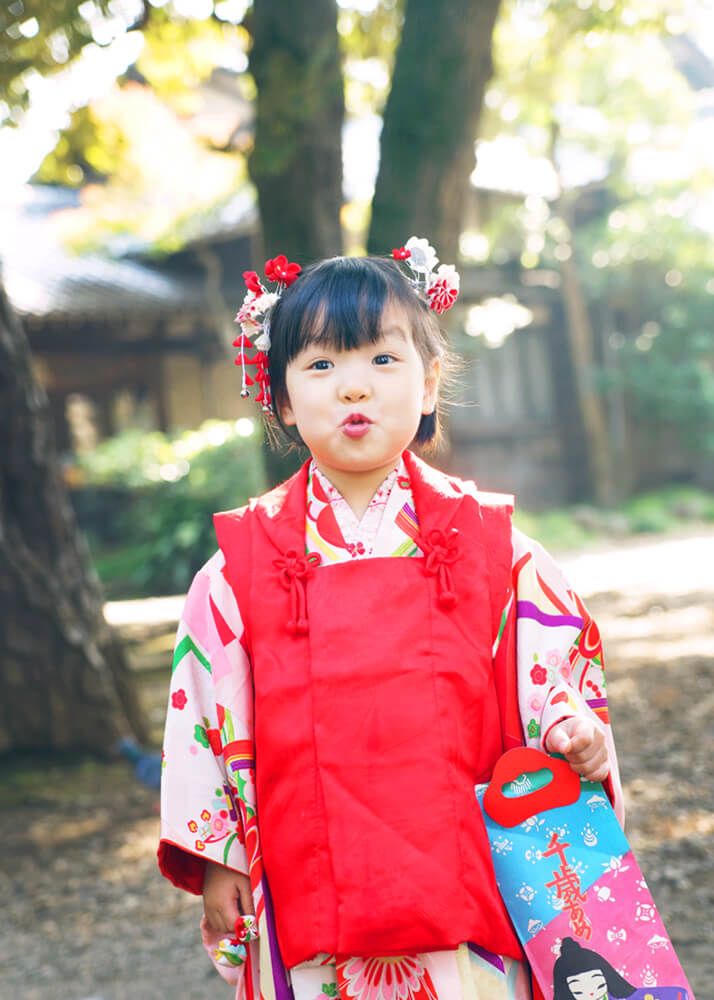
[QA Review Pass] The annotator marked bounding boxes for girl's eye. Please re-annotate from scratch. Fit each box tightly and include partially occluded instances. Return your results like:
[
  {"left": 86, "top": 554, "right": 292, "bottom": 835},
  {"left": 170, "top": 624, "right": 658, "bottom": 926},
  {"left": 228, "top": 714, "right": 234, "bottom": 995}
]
[
  {"left": 309, "top": 359, "right": 333, "bottom": 371},
  {"left": 373, "top": 353, "right": 396, "bottom": 365}
]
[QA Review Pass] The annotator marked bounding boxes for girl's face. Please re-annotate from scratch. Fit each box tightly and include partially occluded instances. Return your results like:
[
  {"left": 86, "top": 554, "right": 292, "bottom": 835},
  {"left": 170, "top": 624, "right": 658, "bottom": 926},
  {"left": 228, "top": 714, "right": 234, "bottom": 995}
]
[
  {"left": 280, "top": 300, "right": 439, "bottom": 485},
  {"left": 565, "top": 969, "right": 608, "bottom": 1000}
]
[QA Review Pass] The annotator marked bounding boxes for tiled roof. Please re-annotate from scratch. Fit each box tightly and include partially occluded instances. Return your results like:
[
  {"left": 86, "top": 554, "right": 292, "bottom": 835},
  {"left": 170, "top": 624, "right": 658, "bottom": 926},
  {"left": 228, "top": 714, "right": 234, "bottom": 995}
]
[{"left": 0, "top": 185, "right": 254, "bottom": 322}]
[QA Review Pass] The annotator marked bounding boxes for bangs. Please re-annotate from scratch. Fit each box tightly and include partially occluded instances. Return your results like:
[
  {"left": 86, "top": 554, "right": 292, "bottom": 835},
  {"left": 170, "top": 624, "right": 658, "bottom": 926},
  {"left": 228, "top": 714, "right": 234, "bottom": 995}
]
[{"left": 279, "top": 257, "right": 417, "bottom": 363}]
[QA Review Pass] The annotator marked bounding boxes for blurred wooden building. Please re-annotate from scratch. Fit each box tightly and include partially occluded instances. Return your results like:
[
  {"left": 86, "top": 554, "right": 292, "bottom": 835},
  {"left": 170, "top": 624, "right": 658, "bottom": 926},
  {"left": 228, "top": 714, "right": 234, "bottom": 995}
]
[
  {"left": 2, "top": 183, "right": 703, "bottom": 506},
  {"left": 2, "top": 184, "right": 257, "bottom": 453}
]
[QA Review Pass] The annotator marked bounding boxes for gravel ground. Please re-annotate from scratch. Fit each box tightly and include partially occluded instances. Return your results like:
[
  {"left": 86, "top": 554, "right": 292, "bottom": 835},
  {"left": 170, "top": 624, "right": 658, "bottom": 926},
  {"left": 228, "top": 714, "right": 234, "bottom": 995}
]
[{"left": 2, "top": 532, "right": 712, "bottom": 1000}]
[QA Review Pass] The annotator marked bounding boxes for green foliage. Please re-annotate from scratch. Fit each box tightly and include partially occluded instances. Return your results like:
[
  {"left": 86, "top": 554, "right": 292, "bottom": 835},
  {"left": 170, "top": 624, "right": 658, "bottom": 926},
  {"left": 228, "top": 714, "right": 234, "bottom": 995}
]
[
  {"left": 623, "top": 486, "right": 714, "bottom": 531},
  {"left": 1, "top": 0, "right": 251, "bottom": 123},
  {"left": 52, "top": 86, "right": 247, "bottom": 254},
  {"left": 513, "top": 507, "right": 595, "bottom": 553},
  {"left": 76, "top": 421, "right": 266, "bottom": 595},
  {"left": 1, "top": 0, "right": 115, "bottom": 121},
  {"left": 338, "top": 0, "right": 404, "bottom": 115},
  {"left": 91, "top": 539, "right": 155, "bottom": 592},
  {"left": 630, "top": 359, "right": 714, "bottom": 457},
  {"left": 575, "top": 211, "right": 714, "bottom": 457},
  {"left": 33, "top": 104, "right": 129, "bottom": 185},
  {"left": 338, "top": 0, "right": 403, "bottom": 64},
  {"left": 515, "top": 484, "right": 714, "bottom": 553},
  {"left": 6, "top": 0, "right": 249, "bottom": 253},
  {"left": 137, "top": 8, "right": 251, "bottom": 112},
  {"left": 469, "top": 0, "right": 713, "bottom": 467},
  {"left": 618, "top": 295, "right": 714, "bottom": 459}
]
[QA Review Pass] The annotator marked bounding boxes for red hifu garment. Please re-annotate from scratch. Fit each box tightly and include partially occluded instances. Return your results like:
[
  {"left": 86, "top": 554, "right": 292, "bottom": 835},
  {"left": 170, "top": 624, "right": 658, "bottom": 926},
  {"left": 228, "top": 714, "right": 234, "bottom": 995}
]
[{"left": 214, "top": 451, "right": 522, "bottom": 968}]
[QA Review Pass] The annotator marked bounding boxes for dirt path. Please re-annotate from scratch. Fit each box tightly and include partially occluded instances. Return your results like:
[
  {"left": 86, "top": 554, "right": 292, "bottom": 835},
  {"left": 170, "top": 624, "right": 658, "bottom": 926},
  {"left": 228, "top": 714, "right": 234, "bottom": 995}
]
[{"left": 1, "top": 530, "right": 712, "bottom": 999}]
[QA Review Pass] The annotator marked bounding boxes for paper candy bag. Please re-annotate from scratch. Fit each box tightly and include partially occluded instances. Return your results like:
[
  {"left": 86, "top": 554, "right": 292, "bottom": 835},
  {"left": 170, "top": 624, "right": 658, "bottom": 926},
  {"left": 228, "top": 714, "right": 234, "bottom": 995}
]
[{"left": 476, "top": 748, "right": 694, "bottom": 1000}]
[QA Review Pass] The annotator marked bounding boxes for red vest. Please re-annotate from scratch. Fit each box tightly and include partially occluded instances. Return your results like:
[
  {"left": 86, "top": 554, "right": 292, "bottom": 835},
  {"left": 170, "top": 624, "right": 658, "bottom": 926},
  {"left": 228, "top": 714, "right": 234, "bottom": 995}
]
[{"left": 214, "top": 451, "right": 522, "bottom": 967}]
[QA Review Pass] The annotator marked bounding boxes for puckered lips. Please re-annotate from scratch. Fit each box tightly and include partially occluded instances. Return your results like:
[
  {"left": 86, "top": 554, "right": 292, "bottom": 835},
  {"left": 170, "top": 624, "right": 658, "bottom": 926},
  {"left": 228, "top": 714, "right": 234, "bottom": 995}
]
[{"left": 340, "top": 412, "right": 373, "bottom": 439}]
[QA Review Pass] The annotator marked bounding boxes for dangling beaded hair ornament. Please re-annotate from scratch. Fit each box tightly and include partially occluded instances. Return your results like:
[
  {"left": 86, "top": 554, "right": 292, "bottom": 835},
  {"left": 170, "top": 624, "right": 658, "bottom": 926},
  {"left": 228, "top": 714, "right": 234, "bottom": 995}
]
[
  {"left": 233, "top": 237, "right": 460, "bottom": 413},
  {"left": 234, "top": 254, "right": 302, "bottom": 412}
]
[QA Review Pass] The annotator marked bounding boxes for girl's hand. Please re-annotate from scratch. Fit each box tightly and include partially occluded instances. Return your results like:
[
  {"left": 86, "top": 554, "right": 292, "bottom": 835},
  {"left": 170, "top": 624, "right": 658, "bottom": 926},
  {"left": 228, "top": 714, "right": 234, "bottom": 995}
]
[
  {"left": 203, "top": 859, "right": 254, "bottom": 935},
  {"left": 545, "top": 716, "right": 610, "bottom": 783}
]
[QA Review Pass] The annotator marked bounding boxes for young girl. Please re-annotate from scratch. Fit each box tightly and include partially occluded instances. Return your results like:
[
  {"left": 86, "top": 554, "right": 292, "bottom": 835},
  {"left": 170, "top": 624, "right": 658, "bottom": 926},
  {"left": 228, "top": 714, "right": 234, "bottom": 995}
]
[{"left": 159, "top": 241, "right": 623, "bottom": 1000}]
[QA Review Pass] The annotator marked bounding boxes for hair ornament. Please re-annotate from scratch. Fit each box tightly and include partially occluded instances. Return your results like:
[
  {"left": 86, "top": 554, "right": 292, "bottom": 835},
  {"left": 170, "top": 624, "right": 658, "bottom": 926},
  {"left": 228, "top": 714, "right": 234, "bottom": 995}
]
[
  {"left": 391, "top": 236, "right": 460, "bottom": 315},
  {"left": 234, "top": 255, "right": 302, "bottom": 412},
  {"left": 265, "top": 254, "right": 302, "bottom": 285}
]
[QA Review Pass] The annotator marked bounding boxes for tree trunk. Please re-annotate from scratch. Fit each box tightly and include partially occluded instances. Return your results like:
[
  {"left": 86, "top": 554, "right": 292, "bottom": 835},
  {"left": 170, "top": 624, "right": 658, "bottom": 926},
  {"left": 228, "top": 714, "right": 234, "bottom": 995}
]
[
  {"left": 558, "top": 200, "right": 618, "bottom": 506},
  {"left": 248, "top": 0, "right": 344, "bottom": 265},
  {"left": 0, "top": 280, "right": 148, "bottom": 754},
  {"left": 368, "top": 0, "right": 502, "bottom": 262},
  {"left": 247, "top": 0, "right": 344, "bottom": 486}
]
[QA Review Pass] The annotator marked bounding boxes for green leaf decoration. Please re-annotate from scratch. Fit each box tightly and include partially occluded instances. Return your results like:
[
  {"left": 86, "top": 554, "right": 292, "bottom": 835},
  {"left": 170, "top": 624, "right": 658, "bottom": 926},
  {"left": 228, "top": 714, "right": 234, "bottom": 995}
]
[
  {"left": 527, "top": 718, "right": 541, "bottom": 739},
  {"left": 223, "top": 833, "right": 237, "bottom": 865},
  {"left": 194, "top": 724, "right": 210, "bottom": 748}
]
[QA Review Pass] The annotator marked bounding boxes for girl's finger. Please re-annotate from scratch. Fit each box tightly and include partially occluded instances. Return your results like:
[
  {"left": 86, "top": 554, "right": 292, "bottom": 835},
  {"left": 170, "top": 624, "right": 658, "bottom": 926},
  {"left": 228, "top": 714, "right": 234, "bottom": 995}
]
[
  {"left": 219, "top": 910, "right": 237, "bottom": 934},
  {"left": 206, "top": 904, "right": 237, "bottom": 935},
  {"left": 570, "top": 727, "right": 603, "bottom": 753},
  {"left": 569, "top": 731, "right": 604, "bottom": 759},
  {"left": 564, "top": 744, "right": 591, "bottom": 765},
  {"left": 238, "top": 883, "right": 256, "bottom": 916},
  {"left": 582, "top": 750, "right": 610, "bottom": 779},
  {"left": 583, "top": 758, "right": 610, "bottom": 781},
  {"left": 570, "top": 746, "right": 604, "bottom": 767},
  {"left": 545, "top": 725, "right": 571, "bottom": 755}
]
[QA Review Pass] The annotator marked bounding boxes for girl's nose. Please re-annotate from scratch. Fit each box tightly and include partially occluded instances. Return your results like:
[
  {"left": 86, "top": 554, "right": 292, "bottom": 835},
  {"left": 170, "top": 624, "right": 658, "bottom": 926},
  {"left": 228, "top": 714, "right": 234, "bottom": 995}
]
[{"left": 338, "top": 379, "right": 371, "bottom": 403}]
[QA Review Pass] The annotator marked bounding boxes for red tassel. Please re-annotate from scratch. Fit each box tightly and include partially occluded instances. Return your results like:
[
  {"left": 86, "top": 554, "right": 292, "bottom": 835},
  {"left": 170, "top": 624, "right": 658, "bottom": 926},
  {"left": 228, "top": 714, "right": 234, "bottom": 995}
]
[{"left": 438, "top": 590, "right": 457, "bottom": 610}]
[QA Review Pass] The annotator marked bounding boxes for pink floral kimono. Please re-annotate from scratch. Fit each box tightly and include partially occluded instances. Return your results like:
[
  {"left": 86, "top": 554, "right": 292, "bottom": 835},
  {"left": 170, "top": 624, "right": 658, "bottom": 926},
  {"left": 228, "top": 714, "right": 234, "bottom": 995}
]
[{"left": 159, "top": 456, "right": 623, "bottom": 1000}]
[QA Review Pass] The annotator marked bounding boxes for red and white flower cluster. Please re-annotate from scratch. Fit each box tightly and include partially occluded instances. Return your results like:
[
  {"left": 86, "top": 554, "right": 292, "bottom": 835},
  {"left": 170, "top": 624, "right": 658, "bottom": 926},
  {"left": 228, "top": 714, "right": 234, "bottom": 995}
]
[
  {"left": 234, "top": 254, "right": 302, "bottom": 412},
  {"left": 391, "top": 236, "right": 460, "bottom": 315}
]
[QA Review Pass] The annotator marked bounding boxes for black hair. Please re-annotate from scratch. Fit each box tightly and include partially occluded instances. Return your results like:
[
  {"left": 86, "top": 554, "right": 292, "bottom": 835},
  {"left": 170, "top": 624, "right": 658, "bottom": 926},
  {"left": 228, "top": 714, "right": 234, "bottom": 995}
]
[
  {"left": 552, "top": 938, "right": 634, "bottom": 1000},
  {"left": 264, "top": 255, "right": 452, "bottom": 450}
]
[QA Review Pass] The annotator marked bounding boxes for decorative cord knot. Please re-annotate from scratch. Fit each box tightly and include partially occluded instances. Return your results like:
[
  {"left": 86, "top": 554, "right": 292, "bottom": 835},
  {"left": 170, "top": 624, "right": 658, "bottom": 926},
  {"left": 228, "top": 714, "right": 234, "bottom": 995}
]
[
  {"left": 273, "top": 550, "right": 321, "bottom": 634},
  {"left": 231, "top": 914, "right": 259, "bottom": 946},
  {"left": 420, "top": 527, "right": 461, "bottom": 609}
]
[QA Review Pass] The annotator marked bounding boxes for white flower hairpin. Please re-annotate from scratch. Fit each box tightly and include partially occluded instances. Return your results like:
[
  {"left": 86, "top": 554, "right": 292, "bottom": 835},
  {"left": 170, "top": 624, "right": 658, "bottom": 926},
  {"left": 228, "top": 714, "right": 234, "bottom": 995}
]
[{"left": 392, "top": 236, "right": 460, "bottom": 315}]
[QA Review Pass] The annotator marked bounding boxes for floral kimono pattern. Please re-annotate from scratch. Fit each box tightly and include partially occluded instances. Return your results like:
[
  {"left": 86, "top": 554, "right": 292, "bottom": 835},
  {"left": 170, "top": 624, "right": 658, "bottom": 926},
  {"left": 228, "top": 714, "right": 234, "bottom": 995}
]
[{"left": 160, "top": 457, "right": 623, "bottom": 1000}]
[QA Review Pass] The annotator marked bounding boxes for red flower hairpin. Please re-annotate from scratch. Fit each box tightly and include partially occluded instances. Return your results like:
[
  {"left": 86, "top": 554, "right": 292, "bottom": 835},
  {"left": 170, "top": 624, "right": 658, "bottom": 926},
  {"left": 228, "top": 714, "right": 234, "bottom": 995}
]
[
  {"left": 264, "top": 255, "right": 301, "bottom": 286},
  {"left": 234, "top": 255, "right": 302, "bottom": 413}
]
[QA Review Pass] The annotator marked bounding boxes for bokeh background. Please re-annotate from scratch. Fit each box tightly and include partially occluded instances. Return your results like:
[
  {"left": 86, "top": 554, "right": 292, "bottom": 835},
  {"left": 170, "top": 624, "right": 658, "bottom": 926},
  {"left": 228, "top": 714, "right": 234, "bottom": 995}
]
[{"left": 1, "top": 1, "right": 713, "bottom": 997}]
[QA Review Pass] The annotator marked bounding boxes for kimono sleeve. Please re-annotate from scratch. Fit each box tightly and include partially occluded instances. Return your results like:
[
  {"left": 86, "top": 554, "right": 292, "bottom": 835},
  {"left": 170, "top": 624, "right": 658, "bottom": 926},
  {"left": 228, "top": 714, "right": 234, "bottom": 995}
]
[
  {"left": 158, "top": 550, "right": 252, "bottom": 894},
  {"left": 511, "top": 528, "right": 625, "bottom": 826}
]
